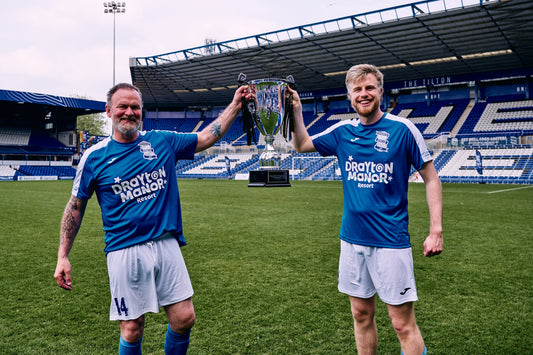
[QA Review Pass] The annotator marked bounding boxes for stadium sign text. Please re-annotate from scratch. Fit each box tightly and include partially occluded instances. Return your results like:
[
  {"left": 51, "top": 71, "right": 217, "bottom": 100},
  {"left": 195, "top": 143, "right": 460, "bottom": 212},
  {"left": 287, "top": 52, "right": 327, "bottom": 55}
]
[{"left": 402, "top": 76, "right": 452, "bottom": 88}]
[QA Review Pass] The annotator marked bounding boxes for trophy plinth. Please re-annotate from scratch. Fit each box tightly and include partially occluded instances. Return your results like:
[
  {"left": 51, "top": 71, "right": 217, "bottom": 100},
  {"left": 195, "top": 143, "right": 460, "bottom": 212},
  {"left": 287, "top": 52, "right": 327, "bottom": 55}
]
[{"left": 248, "top": 169, "right": 291, "bottom": 187}]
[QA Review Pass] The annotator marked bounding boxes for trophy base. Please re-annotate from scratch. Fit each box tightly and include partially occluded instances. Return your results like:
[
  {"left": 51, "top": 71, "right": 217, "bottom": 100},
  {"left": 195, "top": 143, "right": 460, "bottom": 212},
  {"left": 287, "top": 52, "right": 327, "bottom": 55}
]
[{"left": 248, "top": 169, "right": 291, "bottom": 187}]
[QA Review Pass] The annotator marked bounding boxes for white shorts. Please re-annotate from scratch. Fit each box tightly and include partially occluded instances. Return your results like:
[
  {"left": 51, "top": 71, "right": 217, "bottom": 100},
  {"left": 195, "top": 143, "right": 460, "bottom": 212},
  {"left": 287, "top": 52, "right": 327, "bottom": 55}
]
[
  {"left": 107, "top": 234, "right": 194, "bottom": 321},
  {"left": 338, "top": 240, "right": 418, "bottom": 305}
]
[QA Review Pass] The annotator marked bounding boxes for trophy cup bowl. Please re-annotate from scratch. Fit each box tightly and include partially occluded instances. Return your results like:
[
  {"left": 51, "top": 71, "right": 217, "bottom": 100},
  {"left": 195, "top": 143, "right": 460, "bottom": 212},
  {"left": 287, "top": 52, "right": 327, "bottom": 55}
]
[
  {"left": 245, "top": 78, "right": 291, "bottom": 187},
  {"left": 248, "top": 79, "right": 287, "bottom": 169}
]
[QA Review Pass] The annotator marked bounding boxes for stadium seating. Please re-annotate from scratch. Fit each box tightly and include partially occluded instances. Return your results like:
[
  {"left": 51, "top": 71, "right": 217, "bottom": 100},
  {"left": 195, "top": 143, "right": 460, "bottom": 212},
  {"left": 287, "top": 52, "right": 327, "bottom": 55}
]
[
  {"left": 170, "top": 94, "right": 533, "bottom": 185},
  {"left": 0, "top": 127, "right": 31, "bottom": 145},
  {"left": 0, "top": 166, "right": 16, "bottom": 181},
  {"left": 2, "top": 94, "right": 532, "bottom": 185},
  {"left": 172, "top": 146, "right": 533, "bottom": 184},
  {"left": 390, "top": 99, "right": 470, "bottom": 138},
  {"left": 11, "top": 165, "right": 76, "bottom": 180},
  {"left": 0, "top": 125, "right": 76, "bottom": 180},
  {"left": 457, "top": 97, "right": 533, "bottom": 137},
  {"left": 435, "top": 147, "right": 533, "bottom": 184}
]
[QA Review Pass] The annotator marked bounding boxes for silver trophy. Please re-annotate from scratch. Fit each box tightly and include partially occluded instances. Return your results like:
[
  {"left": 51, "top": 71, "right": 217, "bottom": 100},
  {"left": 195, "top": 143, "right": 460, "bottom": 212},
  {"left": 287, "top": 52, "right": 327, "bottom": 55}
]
[
  {"left": 249, "top": 79, "right": 287, "bottom": 168},
  {"left": 239, "top": 74, "right": 294, "bottom": 187}
]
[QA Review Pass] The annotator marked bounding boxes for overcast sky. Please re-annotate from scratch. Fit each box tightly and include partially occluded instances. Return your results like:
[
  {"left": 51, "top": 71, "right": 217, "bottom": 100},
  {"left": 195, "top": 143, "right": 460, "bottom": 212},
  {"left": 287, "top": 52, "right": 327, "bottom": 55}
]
[{"left": 1, "top": 0, "right": 419, "bottom": 102}]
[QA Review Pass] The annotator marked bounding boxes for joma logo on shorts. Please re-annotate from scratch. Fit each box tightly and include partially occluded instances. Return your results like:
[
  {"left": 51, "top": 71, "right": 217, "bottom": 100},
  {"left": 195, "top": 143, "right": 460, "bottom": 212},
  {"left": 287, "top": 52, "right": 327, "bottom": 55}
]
[{"left": 400, "top": 287, "right": 411, "bottom": 295}]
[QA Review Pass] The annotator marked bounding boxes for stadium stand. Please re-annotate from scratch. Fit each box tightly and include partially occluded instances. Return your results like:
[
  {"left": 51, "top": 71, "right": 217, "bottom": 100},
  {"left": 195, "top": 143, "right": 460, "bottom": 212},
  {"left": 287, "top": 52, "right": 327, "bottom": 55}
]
[
  {"left": 0, "top": 89, "right": 104, "bottom": 181},
  {"left": 2, "top": 0, "right": 532, "bottom": 185},
  {"left": 457, "top": 97, "right": 533, "bottom": 137},
  {"left": 0, "top": 127, "right": 31, "bottom": 145},
  {"left": 435, "top": 147, "right": 533, "bottom": 184},
  {"left": 390, "top": 99, "right": 470, "bottom": 138},
  {"left": 0, "top": 165, "right": 17, "bottom": 181},
  {"left": 173, "top": 146, "right": 533, "bottom": 184},
  {"left": 142, "top": 111, "right": 203, "bottom": 132},
  {"left": 171, "top": 91, "right": 533, "bottom": 185},
  {"left": 3, "top": 84, "right": 532, "bottom": 185}
]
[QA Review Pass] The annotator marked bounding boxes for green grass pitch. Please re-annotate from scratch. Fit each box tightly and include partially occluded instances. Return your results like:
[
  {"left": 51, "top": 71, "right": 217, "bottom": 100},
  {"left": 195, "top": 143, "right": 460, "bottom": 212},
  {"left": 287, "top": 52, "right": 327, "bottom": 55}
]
[{"left": 0, "top": 180, "right": 532, "bottom": 354}]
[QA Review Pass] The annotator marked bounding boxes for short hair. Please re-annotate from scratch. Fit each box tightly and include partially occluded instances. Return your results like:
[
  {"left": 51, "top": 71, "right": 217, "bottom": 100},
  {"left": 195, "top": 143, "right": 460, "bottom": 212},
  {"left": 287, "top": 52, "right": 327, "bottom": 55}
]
[
  {"left": 345, "top": 64, "right": 384, "bottom": 91},
  {"left": 106, "top": 83, "right": 143, "bottom": 106}
]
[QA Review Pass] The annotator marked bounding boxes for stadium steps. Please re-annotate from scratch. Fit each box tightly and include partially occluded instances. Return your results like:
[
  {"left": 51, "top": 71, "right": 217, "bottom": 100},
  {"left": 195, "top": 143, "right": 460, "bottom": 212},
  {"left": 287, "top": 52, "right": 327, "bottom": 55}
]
[{"left": 450, "top": 100, "right": 475, "bottom": 137}]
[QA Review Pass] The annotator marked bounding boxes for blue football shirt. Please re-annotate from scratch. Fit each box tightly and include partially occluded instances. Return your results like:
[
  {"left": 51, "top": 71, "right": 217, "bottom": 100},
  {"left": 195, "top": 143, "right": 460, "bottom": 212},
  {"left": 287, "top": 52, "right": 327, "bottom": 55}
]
[
  {"left": 73, "top": 130, "right": 197, "bottom": 253},
  {"left": 312, "top": 113, "right": 432, "bottom": 248}
]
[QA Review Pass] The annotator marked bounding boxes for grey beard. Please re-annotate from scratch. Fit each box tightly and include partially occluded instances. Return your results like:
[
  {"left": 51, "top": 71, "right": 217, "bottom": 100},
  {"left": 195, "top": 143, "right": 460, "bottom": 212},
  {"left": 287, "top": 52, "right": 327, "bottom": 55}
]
[{"left": 114, "top": 121, "right": 140, "bottom": 138}]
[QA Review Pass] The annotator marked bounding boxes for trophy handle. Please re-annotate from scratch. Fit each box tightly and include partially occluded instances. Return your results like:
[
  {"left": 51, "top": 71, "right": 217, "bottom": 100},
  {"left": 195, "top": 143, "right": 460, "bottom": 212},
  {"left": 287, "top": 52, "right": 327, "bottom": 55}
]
[
  {"left": 237, "top": 73, "right": 247, "bottom": 86},
  {"left": 286, "top": 75, "right": 296, "bottom": 89},
  {"left": 282, "top": 75, "right": 296, "bottom": 141},
  {"left": 238, "top": 73, "right": 258, "bottom": 145}
]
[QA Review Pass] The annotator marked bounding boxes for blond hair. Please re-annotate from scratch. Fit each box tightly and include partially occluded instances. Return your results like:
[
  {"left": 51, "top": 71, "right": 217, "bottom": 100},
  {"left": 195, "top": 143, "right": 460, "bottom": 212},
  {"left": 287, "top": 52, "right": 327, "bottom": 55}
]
[{"left": 345, "top": 64, "right": 384, "bottom": 91}]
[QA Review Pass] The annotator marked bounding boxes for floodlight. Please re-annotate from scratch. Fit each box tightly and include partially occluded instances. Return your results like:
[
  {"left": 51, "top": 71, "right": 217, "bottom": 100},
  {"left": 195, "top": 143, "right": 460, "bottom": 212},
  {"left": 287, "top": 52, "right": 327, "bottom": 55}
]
[{"left": 103, "top": 1, "right": 127, "bottom": 85}]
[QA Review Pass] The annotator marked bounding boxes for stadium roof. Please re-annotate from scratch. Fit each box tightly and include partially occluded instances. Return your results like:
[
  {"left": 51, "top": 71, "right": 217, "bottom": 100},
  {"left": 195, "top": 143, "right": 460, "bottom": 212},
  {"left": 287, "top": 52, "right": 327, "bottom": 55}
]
[
  {"left": 130, "top": 0, "right": 533, "bottom": 109},
  {"left": 0, "top": 89, "right": 105, "bottom": 124}
]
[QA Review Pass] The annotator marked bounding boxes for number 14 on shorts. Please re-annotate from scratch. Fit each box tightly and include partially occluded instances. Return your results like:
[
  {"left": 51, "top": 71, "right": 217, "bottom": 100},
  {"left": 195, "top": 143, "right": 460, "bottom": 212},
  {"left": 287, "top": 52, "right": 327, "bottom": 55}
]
[{"left": 114, "top": 297, "right": 129, "bottom": 316}]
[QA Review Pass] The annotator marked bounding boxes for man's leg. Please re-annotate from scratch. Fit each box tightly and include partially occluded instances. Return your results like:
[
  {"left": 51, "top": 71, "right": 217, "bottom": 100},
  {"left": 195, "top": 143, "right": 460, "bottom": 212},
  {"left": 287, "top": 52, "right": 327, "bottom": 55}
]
[
  {"left": 163, "top": 297, "right": 196, "bottom": 354},
  {"left": 119, "top": 316, "right": 145, "bottom": 355},
  {"left": 387, "top": 302, "right": 425, "bottom": 355},
  {"left": 350, "top": 295, "right": 378, "bottom": 355}
]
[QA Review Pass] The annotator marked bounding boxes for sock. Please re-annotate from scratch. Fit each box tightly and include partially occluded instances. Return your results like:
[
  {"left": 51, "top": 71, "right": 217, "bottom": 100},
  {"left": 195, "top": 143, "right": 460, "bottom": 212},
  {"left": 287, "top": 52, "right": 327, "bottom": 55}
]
[
  {"left": 164, "top": 324, "right": 191, "bottom": 355},
  {"left": 119, "top": 336, "right": 142, "bottom": 355},
  {"left": 401, "top": 346, "right": 427, "bottom": 355}
]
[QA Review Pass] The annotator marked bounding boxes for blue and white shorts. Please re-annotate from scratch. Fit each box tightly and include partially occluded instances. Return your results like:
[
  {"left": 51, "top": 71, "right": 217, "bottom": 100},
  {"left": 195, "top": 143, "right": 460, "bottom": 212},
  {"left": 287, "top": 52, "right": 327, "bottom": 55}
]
[
  {"left": 106, "top": 234, "right": 194, "bottom": 321},
  {"left": 338, "top": 240, "right": 418, "bottom": 305}
]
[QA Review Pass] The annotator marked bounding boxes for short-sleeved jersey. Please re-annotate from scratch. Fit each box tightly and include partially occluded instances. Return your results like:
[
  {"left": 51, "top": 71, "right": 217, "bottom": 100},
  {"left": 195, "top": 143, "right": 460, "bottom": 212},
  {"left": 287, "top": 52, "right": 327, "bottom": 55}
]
[
  {"left": 73, "top": 130, "right": 197, "bottom": 253},
  {"left": 312, "top": 113, "right": 432, "bottom": 248}
]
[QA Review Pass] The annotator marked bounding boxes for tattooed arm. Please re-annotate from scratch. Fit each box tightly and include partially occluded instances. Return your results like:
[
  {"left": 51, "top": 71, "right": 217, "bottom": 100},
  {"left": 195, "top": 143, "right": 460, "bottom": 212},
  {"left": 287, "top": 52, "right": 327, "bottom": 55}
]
[
  {"left": 53, "top": 195, "right": 88, "bottom": 290},
  {"left": 195, "top": 85, "right": 252, "bottom": 152}
]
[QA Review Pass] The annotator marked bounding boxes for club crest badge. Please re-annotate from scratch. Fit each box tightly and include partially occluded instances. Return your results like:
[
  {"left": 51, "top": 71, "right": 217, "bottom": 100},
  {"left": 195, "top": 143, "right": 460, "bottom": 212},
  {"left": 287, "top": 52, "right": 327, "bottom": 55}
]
[
  {"left": 139, "top": 141, "right": 158, "bottom": 160},
  {"left": 374, "top": 131, "right": 390, "bottom": 153}
]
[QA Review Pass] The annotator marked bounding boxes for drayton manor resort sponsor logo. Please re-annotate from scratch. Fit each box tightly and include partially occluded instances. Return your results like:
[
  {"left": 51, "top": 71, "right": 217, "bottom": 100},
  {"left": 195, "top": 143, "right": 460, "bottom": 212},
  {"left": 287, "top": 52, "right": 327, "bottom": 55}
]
[
  {"left": 345, "top": 156, "right": 394, "bottom": 187},
  {"left": 112, "top": 167, "right": 168, "bottom": 203}
]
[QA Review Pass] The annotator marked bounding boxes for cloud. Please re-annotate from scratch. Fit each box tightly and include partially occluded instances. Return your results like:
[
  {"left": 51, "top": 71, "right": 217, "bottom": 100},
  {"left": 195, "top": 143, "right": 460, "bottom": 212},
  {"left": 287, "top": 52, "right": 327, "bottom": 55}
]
[{"left": 0, "top": 0, "right": 411, "bottom": 101}]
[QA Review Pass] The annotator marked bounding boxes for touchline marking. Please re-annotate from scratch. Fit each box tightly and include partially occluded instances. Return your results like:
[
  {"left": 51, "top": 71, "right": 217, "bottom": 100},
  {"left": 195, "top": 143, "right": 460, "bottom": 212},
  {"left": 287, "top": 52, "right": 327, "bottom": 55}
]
[{"left": 488, "top": 186, "right": 533, "bottom": 194}]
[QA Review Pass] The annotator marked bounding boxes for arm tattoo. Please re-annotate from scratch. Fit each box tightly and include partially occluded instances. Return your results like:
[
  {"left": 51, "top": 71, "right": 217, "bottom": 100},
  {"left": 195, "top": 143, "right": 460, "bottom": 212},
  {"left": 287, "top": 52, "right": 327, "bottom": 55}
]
[
  {"left": 209, "top": 122, "right": 222, "bottom": 138},
  {"left": 60, "top": 196, "right": 86, "bottom": 249}
]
